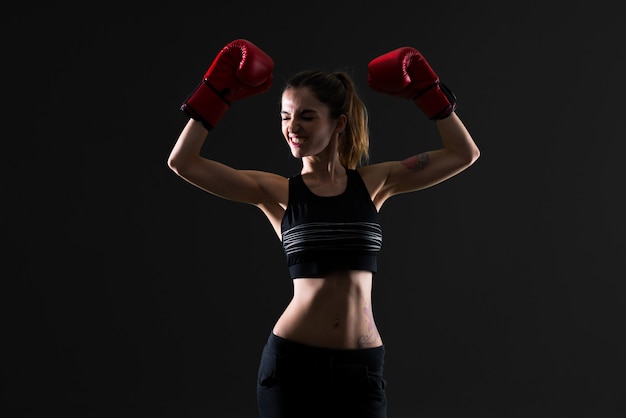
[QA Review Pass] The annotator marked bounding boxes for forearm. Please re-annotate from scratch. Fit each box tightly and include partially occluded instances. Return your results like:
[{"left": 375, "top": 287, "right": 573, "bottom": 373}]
[
  {"left": 435, "top": 113, "right": 480, "bottom": 165},
  {"left": 169, "top": 39, "right": 273, "bottom": 178}
]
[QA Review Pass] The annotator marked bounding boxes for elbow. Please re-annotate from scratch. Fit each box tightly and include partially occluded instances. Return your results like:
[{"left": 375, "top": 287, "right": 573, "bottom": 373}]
[
  {"left": 167, "top": 153, "right": 185, "bottom": 177},
  {"left": 454, "top": 143, "right": 480, "bottom": 174},
  {"left": 166, "top": 154, "right": 178, "bottom": 173},
  {"left": 463, "top": 132, "right": 481, "bottom": 166},
  {"left": 167, "top": 153, "right": 201, "bottom": 181},
  {"left": 469, "top": 143, "right": 480, "bottom": 165}
]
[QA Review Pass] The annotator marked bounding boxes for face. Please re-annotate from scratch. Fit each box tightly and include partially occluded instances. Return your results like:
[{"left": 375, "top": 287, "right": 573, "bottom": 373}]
[{"left": 280, "top": 87, "right": 341, "bottom": 160}]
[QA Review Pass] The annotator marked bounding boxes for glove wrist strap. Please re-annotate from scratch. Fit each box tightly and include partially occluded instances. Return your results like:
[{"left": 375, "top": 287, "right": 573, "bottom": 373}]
[
  {"left": 180, "top": 80, "right": 230, "bottom": 130},
  {"left": 413, "top": 82, "right": 457, "bottom": 120}
]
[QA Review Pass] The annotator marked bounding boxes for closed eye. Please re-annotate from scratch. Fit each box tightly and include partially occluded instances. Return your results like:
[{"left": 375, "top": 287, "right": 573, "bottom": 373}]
[
  {"left": 280, "top": 109, "right": 318, "bottom": 121},
  {"left": 280, "top": 116, "right": 315, "bottom": 121}
]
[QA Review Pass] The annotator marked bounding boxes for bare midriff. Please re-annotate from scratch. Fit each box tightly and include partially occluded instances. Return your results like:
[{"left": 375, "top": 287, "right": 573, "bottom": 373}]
[{"left": 272, "top": 269, "right": 383, "bottom": 350}]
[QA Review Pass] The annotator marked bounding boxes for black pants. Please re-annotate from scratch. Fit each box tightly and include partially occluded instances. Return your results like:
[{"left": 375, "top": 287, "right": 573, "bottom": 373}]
[{"left": 257, "top": 332, "right": 387, "bottom": 418}]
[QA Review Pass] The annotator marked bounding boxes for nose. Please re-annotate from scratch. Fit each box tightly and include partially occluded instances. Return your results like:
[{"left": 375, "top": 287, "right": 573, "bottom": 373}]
[{"left": 287, "top": 118, "right": 299, "bottom": 134}]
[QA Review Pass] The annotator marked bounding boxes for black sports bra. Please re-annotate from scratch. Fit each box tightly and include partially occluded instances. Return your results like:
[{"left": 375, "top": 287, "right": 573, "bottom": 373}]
[{"left": 281, "top": 169, "right": 383, "bottom": 278}]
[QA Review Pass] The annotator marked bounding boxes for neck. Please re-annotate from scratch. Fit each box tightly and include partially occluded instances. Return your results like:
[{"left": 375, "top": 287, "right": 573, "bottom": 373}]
[
  {"left": 302, "top": 157, "right": 345, "bottom": 182},
  {"left": 301, "top": 133, "right": 345, "bottom": 180}
]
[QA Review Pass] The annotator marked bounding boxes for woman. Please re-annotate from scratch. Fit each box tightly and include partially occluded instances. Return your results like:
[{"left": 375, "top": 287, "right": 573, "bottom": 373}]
[{"left": 168, "top": 39, "right": 479, "bottom": 418}]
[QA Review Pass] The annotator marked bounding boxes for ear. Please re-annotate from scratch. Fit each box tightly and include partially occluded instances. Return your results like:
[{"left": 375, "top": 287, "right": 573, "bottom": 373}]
[{"left": 334, "top": 114, "right": 348, "bottom": 134}]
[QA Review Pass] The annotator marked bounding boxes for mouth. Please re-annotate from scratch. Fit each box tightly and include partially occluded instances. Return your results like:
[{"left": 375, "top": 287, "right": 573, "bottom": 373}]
[{"left": 289, "top": 136, "right": 305, "bottom": 146}]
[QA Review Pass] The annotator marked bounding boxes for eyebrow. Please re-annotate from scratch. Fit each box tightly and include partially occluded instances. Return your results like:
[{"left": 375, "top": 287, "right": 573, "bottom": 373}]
[{"left": 280, "top": 109, "right": 317, "bottom": 115}]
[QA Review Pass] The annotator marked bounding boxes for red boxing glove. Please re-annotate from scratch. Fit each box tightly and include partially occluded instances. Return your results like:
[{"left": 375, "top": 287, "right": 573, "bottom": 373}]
[
  {"left": 181, "top": 39, "right": 274, "bottom": 130},
  {"left": 367, "top": 47, "right": 456, "bottom": 119}
]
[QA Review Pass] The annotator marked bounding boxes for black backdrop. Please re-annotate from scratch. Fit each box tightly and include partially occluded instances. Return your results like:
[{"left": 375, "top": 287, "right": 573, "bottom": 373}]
[{"left": 4, "top": 2, "right": 626, "bottom": 417}]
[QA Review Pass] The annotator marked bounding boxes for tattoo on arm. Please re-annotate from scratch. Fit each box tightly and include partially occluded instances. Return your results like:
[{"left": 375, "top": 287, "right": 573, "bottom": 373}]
[{"left": 401, "top": 153, "right": 430, "bottom": 171}]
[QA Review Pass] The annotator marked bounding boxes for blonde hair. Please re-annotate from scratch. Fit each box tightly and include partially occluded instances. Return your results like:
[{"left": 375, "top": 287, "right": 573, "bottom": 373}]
[{"left": 282, "top": 70, "right": 369, "bottom": 169}]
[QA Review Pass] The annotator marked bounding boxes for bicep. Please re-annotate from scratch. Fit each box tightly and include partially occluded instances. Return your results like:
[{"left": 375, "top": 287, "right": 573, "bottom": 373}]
[
  {"left": 374, "top": 149, "right": 472, "bottom": 202},
  {"left": 173, "top": 158, "right": 286, "bottom": 206}
]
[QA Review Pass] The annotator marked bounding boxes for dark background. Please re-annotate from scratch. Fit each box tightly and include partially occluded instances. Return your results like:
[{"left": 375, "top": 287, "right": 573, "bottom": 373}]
[{"left": 3, "top": 2, "right": 625, "bottom": 417}]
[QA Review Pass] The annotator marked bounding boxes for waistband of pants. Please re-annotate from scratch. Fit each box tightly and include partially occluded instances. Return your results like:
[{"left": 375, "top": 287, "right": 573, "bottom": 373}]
[{"left": 265, "top": 332, "right": 385, "bottom": 367}]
